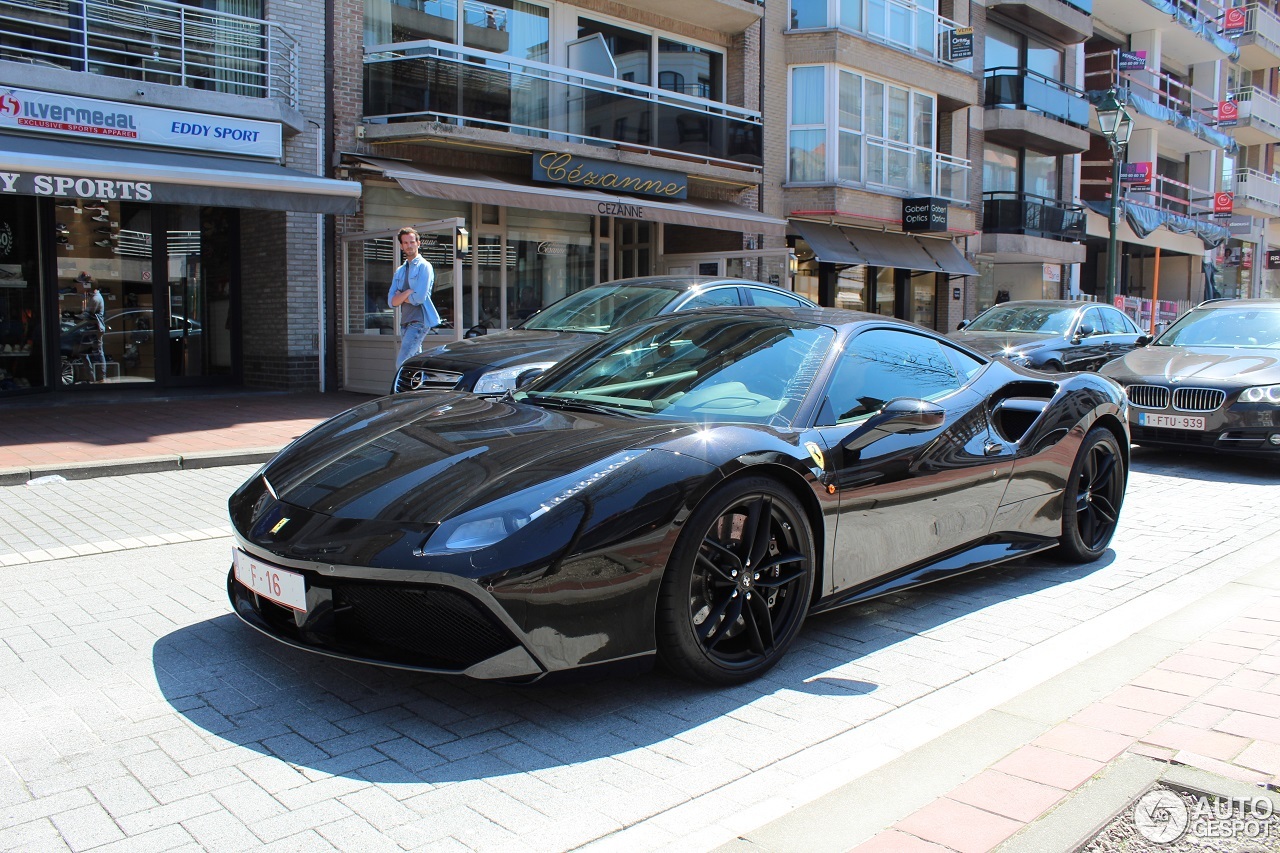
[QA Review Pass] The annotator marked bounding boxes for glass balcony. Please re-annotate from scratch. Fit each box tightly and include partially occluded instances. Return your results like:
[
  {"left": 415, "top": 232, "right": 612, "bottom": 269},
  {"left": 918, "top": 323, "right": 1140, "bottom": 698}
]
[
  {"left": 364, "top": 40, "right": 763, "bottom": 169},
  {"left": 0, "top": 0, "right": 297, "bottom": 105},
  {"left": 982, "top": 191, "right": 1086, "bottom": 240},
  {"left": 984, "top": 68, "right": 1090, "bottom": 128}
]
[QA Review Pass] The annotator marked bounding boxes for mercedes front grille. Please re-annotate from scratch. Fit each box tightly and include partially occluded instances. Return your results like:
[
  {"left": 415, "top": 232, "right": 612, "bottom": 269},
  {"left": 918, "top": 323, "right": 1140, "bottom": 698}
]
[{"left": 395, "top": 367, "right": 463, "bottom": 393}]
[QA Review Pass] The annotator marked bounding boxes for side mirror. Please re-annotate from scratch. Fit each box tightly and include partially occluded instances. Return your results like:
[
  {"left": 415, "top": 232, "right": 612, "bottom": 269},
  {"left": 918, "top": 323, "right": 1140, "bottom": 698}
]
[
  {"left": 514, "top": 367, "right": 545, "bottom": 389},
  {"left": 844, "top": 398, "right": 945, "bottom": 452},
  {"left": 1136, "top": 334, "right": 1153, "bottom": 347},
  {"left": 1073, "top": 322, "right": 1095, "bottom": 341},
  {"left": 465, "top": 324, "right": 488, "bottom": 338},
  {"left": 956, "top": 319, "right": 971, "bottom": 331}
]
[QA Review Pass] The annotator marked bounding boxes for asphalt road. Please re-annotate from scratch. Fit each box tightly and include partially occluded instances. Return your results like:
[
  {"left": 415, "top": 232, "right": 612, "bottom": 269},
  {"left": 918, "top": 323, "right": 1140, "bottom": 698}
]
[{"left": 1, "top": 450, "right": 1277, "bottom": 852}]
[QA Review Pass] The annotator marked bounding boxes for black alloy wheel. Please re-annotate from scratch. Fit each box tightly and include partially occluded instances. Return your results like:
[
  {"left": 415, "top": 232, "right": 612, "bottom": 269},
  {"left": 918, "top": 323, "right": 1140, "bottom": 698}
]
[
  {"left": 1056, "top": 426, "right": 1126, "bottom": 562},
  {"left": 657, "top": 476, "right": 815, "bottom": 684}
]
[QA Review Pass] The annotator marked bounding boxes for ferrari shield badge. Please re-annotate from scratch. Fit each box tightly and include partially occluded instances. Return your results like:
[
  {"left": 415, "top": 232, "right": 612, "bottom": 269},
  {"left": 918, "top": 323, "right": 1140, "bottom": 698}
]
[{"left": 804, "top": 441, "right": 825, "bottom": 470}]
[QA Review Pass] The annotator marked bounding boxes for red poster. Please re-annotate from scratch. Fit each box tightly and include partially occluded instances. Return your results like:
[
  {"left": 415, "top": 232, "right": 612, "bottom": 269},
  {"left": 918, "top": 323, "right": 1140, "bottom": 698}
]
[{"left": 1214, "top": 192, "right": 1234, "bottom": 219}]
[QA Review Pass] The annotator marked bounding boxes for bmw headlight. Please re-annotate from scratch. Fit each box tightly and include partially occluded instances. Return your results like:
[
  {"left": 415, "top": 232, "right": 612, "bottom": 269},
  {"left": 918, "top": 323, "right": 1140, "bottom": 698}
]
[
  {"left": 473, "top": 362, "right": 557, "bottom": 394},
  {"left": 1241, "top": 384, "right": 1280, "bottom": 404},
  {"left": 420, "top": 450, "right": 648, "bottom": 554}
]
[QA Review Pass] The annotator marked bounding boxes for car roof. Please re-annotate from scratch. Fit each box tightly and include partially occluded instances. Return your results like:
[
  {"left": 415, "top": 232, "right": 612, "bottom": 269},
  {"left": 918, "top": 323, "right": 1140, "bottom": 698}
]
[
  {"left": 589, "top": 275, "right": 802, "bottom": 293},
  {"left": 980, "top": 300, "right": 1089, "bottom": 310},
  {"left": 1195, "top": 298, "right": 1280, "bottom": 310},
  {"left": 653, "top": 303, "right": 931, "bottom": 331}
]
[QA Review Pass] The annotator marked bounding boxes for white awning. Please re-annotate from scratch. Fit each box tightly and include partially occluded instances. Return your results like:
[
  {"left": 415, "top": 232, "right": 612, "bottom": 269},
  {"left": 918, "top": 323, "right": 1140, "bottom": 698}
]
[
  {"left": 356, "top": 157, "right": 786, "bottom": 236},
  {"left": 0, "top": 134, "right": 360, "bottom": 214}
]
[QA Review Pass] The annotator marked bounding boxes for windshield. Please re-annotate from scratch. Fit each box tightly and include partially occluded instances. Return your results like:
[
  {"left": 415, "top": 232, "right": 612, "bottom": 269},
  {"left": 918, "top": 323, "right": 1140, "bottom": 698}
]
[
  {"left": 968, "top": 304, "right": 1076, "bottom": 334},
  {"left": 520, "top": 284, "right": 681, "bottom": 333},
  {"left": 1155, "top": 306, "right": 1280, "bottom": 348},
  {"left": 517, "top": 314, "right": 836, "bottom": 426}
]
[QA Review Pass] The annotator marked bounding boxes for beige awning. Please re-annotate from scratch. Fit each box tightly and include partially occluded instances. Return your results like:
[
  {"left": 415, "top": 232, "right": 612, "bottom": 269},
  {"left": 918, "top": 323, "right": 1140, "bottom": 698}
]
[
  {"left": 355, "top": 157, "right": 786, "bottom": 236},
  {"left": 791, "top": 221, "right": 977, "bottom": 276}
]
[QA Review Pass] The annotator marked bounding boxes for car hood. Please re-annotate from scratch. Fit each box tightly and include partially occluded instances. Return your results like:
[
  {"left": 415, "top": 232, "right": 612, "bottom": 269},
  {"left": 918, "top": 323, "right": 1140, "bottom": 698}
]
[
  {"left": 257, "top": 394, "right": 698, "bottom": 524},
  {"left": 400, "top": 329, "right": 600, "bottom": 373},
  {"left": 948, "top": 330, "right": 1055, "bottom": 355},
  {"left": 1101, "top": 346, "right": 1280, "bottom": 385}
]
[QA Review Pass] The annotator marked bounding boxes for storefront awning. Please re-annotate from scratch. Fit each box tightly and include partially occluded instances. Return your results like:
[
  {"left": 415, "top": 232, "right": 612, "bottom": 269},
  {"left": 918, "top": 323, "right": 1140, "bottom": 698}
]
[
  {"left": 791, "top": 221, "right": 977, "bottom": 276},
  {"left": 0, "top": 135, "right": 360, "bottom": 215},
  {"left": 356, "top": 157, "right": 787, "bottom": 236}
]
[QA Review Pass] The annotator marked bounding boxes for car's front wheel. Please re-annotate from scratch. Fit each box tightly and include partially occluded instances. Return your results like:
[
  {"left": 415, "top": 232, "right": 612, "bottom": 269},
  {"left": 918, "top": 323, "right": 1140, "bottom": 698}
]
[
  {"left": 1056, "top": 426, "right": 1126, "bottom": 562},
  {"left": 656, "top": 477, "right": 815, "bottom": 684}
]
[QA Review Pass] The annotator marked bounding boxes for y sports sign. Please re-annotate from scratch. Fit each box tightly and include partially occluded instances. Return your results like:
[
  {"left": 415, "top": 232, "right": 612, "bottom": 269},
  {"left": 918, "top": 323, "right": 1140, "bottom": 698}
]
[{"left": 0, "top": 88, "right": 281, "bottom": 158}]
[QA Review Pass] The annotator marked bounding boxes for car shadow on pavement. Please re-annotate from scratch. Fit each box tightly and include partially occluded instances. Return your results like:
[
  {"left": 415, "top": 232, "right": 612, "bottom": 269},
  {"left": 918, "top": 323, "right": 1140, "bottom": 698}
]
[
  {"left": 1130, "top": 446, "right": 1280, "bottom": 482},
  {"left": 151, "top": 553, "right": 1114, "bottom": 785}
]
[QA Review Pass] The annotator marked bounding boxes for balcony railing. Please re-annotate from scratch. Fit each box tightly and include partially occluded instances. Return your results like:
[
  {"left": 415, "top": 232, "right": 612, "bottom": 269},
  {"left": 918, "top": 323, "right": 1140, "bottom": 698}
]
[
  {"left": 982, "top": 191, "right": 1086, "bottom": 241},
  {"left": 1082, "top": 164, "right": 1215, "bottom": 217},
  {"left": 0, "top": 0, "right": 297, "bottom": 105},
  {"left": 1084, "top": 52, "right": 1218, "bottom": 130},
  {"left": 364, "top": 40, "right": 762, "bottom": 169},
  {"left": 984, "top": 67, "right": 1090, "bottom": 128},
  {"left": 1235, "top": 168, "right": 1280, "bottom": 211},
  {"left": 1229, "top": 86, "right": 1280, "bottom": 136},
  {"left": 860, "top": 135, "right": 971, "bottom": 203},
  {"left": 1242, "top": 3, "right": 1280, "bottom": 52}
]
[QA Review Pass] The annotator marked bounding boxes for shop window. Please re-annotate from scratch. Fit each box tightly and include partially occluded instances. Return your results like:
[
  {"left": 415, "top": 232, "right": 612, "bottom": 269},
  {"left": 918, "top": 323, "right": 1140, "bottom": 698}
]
[{"left": 0, "top": 197, "right": 42, "bottom": 392}]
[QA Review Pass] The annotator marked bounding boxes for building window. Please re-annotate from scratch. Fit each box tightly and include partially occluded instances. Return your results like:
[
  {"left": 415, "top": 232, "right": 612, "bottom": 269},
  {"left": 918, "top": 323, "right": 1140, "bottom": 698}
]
[
  {"left": 789, "top": 0, "right": 944, "bottom": 61},
  {"left": 788, "top": 65, "right": 940, "bottom": 195}
]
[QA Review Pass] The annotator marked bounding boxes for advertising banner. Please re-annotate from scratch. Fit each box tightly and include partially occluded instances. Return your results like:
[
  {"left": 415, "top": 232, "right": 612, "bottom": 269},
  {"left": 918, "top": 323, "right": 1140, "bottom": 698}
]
[
  {"left": 1120, "top": 161, "right": 1152, "bottom": 191},
  {"left": 1218, "top": 99, "right": 1239, "bottom": 127},
  {"left": 0, "top": 87, "right": 281, "bottom": 158},
  {"left": 1214, "top": 192, "right": 1234, "bottom": 219},
  {"left": 1118, "top": 51, "right": 1147, "bottom": 71},
  {"left": 1224, "top": 6, "right": 1246, "bottom": 35}
]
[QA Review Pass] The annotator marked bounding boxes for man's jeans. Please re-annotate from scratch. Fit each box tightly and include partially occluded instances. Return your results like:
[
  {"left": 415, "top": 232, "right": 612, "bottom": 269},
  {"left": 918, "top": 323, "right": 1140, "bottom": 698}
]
[{"left": 396, "top": 323, "right": 430, "bottom": 367}]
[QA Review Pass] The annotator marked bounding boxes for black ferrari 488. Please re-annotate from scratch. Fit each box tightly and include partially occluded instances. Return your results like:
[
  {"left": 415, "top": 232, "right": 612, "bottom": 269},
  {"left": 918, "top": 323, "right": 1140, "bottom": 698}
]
[{"left": 229, "top": 307, "right": 1130, "bottom": 685}]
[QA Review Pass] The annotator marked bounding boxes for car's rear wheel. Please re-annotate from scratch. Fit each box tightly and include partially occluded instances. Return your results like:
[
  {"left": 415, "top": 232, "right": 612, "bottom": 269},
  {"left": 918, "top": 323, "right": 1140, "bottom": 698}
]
[
  {"left": 1056, "top": 426, "right": 1126, "bottom": 562},
  {"left": 656, "top": 477, "right": 814, "bottom": 684}
]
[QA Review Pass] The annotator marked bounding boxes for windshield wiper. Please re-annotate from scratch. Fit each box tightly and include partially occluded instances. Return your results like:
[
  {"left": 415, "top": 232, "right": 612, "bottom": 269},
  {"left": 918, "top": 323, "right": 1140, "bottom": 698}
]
[{"left": 523, "top": 394, "right": 643, "bottom": 418}]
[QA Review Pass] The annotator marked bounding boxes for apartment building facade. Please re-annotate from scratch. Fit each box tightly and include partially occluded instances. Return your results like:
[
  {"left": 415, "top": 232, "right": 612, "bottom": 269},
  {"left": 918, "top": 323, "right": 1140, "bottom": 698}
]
[
  {"left": 0, "top": 0, "right": 356, "bottom": 398},
  {"left": 330, "top": 0, "right": 786, "bottom": 393}
]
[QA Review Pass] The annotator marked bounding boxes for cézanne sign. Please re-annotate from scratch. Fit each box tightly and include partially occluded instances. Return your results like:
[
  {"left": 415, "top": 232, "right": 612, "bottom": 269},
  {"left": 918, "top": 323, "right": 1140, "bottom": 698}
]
[
  {"left": 902, "top": 197, "right": 948, "bottom": 233},
  {"left": 0, "top": 87, "right": 282, "bottom": 159},
  {"left": 533, "top": 152, "right": 688, "bottom": 200}
]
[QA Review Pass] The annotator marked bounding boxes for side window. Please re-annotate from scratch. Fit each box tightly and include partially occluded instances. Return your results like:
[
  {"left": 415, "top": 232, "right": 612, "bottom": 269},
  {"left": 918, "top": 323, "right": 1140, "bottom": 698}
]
[
  {"left": 1101, "top": 308, "right": 1138, "bottom": 334},
  {"left": 681, "top": 288, "right": 742, "bottom": 309},
  {"left": 746, "top": 287, "right": 809, "bottom": 308},
  {"left": 825, "top": 329, "right": 963, "bottom": 423},
  {"left": 1081, "top": 307, "right": 1104, "bottom": 336},
  {"left": 942, "top": 341, "right": 986, "bottom": 381}
]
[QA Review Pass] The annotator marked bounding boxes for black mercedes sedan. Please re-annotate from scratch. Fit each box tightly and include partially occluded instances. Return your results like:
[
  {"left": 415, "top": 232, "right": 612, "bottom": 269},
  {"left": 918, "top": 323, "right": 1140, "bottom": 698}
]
[
  {"left": 230, "top": 308, "right": 1129, "bottom": 685},
  {"left": 949, "top": 300, "right": 1149, "bottom": 372},
  {"left": 1101, "top": 299, "right": 1280, "bottom": 457},
  {"left": 393, "top": 275, "right": 815, "bottom": 394}
]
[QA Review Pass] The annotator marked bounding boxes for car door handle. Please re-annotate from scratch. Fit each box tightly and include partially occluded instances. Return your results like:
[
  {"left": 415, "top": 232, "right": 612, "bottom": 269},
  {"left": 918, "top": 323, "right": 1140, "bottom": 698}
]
[{"left": 984, "top": 440, "right": 1005, "bottom": 456}]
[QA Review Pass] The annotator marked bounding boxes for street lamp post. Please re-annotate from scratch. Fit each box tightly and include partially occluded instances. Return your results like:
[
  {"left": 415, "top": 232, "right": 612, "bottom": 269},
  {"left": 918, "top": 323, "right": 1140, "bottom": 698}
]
[{"left": 1096, "top": 88, "right": 1134, "bottom": 305}]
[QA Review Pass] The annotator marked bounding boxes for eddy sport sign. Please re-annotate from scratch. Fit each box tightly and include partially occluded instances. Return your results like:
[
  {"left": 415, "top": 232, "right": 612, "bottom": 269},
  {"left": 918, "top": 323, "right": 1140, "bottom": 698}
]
[{"left": 0, "top": 88, "right": 281, "bottom": 159}]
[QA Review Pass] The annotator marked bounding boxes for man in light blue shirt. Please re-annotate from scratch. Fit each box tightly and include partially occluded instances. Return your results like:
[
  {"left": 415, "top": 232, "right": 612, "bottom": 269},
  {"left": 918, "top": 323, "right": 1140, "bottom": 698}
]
[{"left": 387, "top": 227, "right": 441, "bottom": 368}]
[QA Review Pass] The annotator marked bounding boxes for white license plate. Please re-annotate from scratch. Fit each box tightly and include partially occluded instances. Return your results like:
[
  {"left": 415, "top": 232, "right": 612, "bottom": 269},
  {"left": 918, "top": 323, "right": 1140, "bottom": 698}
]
[
  {"left": 233, "top": 549, "right": 307, "bottom": 612},
  {"left": 1138, "top": 412, "right": 1206, "bottom": 430}
]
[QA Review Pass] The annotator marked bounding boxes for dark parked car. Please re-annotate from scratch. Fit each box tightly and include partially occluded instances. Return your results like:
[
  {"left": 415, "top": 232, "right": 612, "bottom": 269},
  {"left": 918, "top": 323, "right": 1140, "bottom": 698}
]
[
  {"left": 229, "top": 307, "right": 1129, "bottom": 685},
  {"left": 1101, "top": 298, "right": 1280, "bottom": 456},
  {"left": 949, "top": 300, "right": 1149, "bottom": 372},
  {"left": 393, "top": 275, "right": 816, "bottom": 394}
]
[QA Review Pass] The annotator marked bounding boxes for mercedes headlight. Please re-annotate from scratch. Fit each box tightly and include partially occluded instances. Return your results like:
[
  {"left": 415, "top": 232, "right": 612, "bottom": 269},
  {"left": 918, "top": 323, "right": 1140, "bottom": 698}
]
[
  {"left": 473, "top": 362, "right": 557, "bottom": 394},
  {"left": 1241, "top": 384, "right": 1280, "bottom": 404},
  {"left": 421, "top": 450, "right": 648, "bottom": 554}
]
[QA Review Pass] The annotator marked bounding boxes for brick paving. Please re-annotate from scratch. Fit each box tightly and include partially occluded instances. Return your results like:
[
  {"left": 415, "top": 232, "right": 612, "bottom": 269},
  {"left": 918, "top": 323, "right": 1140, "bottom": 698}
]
[
  {"left": 0, "top": 391, "right": 367, "bottom": 471},
  {"left": 0, "top": 394, "right": 1278, "bottom": 851},
  {"left": 852, "top": 590, "right": 1280, "bottom": 852}
]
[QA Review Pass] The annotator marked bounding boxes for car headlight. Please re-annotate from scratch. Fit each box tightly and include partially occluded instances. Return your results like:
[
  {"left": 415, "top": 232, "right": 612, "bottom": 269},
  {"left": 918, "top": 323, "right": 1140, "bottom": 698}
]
[
  {"left": 473, "top": 362, "right": 558, "bottom": 394},
  {"left": 1241, "top": 384, "right": 1280, "bottom": 404},
  {"left": 421, "top": 450, "right": 648, "bottom": 554},
  {"left": 1003, "top": 352, "right": 1032, "bottom": 366}
]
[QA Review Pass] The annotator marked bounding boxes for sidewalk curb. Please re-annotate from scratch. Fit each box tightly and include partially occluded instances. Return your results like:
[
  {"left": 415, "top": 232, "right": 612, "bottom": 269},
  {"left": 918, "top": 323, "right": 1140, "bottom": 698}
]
[
  {"left": 0, "top": 447, "right": 281, "bottom": 486},
  {"left": 714, "top": 544, "right": 1280, "bottom": 853}
]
